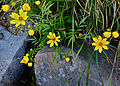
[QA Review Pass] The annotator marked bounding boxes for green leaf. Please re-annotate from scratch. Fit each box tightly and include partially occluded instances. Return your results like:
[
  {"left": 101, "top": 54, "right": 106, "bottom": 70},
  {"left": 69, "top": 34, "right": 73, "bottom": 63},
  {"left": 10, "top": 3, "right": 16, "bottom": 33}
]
[
  {"left": 78, "top": 67, "right": 87, "bottom": 86},
  {"left": 79, "top": 16, "right": 88, "bottom": 25},
  {"left": 73, "top": 39, "right": 85, "bottom": 65},
  {"left": 67, "top": 37, "right": 72, "bottom": 47}
]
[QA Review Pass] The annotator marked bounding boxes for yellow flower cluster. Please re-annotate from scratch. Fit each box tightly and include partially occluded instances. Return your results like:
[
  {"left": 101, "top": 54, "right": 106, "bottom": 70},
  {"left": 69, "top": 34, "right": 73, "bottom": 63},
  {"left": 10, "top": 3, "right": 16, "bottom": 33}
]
[
  {"left": 20, "top": 53, "right": 32, "bottom": 67},
  {"left": 9, "top": 3, "right": 30, "bottom": 27},
  {"left": 103, "top": 31, "right": 119, "bottom": 39}
]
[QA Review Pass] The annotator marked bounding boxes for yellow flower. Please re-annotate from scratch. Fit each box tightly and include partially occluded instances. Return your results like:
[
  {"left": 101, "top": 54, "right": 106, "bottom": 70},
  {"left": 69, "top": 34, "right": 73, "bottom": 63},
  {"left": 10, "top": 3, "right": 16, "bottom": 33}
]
[
  {"left": 30, "top": 48, "right": 33, "bottom": 51},
  {"left": 103, "top": 32, "right": 111, "bottom": 38},
  {"left": 12, "top": 2, "right": 15, "bottom": 5},
  {"left": 63, "top": 56, "right": 65, "bottom": 58},
  {"left": 49, "top": 11, "right": 52, "bottom": 14},
  {"left": 28, "top": 62, "right": 32, "bottom": 67},
  {"left": 35, "top": 1, "right": 40, "bottom": 5},
  {"left": 10, "top": 9, "right": 28, "bottom": 27},
  {"left": 92, "top": 36, "right": 109, "bottom": 53},
  {"left": 112, "top": 31, "right": 119, "bottom": 38},
  {"left": 23, "top": 3, "right": 31, "bottom": 11},
  {"left": 47, "top": 32, "right": 60, "bottom": 47},
  {"left": 1, "top": 5, "right": 10, "bottom": 12},
  {"left": 65, "top": 57, "right": 70, "bottom": 62},
  {"left": 35, "top": 23, "right": 38, "bottom": 25},
  {"left": 27, "top": 25, "right": 31, "bottom": 28},
  {"left": 28, "top": 29, "right": 35, "bottom": 36},
  {"left": 79, "top": 33, "right": 82, "bottom": 37},
  {"left": 20, "top": 56, "right": 29, "bottom": 64}
]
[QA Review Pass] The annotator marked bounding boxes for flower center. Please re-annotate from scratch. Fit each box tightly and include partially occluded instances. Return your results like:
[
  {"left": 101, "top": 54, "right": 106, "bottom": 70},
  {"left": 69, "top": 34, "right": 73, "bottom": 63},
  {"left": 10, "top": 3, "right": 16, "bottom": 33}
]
[
  {"left": 99, "top": 42, "right": 103, "bottom": 46},
  {"left": 19, "top": 17, "right": 24, "bottom": 21},
  {"left": 53, "top": 37, "right": 56, "bottom": 41}
]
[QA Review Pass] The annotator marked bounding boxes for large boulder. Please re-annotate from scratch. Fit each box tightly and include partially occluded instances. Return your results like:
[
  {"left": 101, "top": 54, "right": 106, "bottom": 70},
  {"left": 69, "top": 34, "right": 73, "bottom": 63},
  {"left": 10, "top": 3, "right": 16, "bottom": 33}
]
[
  {"left": 34, "top": 45, "right": 120, "bottom": 86},
  {"left": 0, "top": 25, "right": 27, "bottom": 86}
]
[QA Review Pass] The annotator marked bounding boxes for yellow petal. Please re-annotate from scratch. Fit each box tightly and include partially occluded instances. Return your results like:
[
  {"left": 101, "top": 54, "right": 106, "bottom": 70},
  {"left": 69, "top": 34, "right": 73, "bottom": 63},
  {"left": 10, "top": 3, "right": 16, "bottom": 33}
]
[
  {"left": 56, "top": 39, "right": 60, "bottom": 42},
  {"left": 53, "top": 33, "right": 56, "bottom": 37},
  {"left": 92, "top": 43, "right": 96, "bottom": 46},
  {"left": 47, "top": 40, "right": 52, "bottom": 44},
  {"left": 50, "top": 43, "right": 54, "bottom": 47},
  {"left": 15, "top": 22, "right": 21, "bottom": 27},
  {"left": 98, "top": 36, "right": 102, "bottom": 40},
  {"left": 98, "top": 47, "right": 102, "bottom": 53},
  {"left": 21, "top": 21, "right": 25, "bottom": 25},
  {"left": 102, "top": 38, "right": 107, "bottom": 43},
  {"left": 47, "top": 35, "right": 49, "bottom": 38},
  {"left": 103, "top": 46, "right": 108, "bottom": 50},
  {"left": 20, "top": 60, "right": 23, "bottom": 63},
  {"left": 49, "top": 32, "right": 52, "bottom": 36},
  {"left": 47, "top": 35, "right": 53, "bottom": 39},
  {"left": 92, "top": 38, "right": 97, "bottom": 42},
  {"left": 21, "top": 12, "right": 28, "bottom": 20},
  {"left": 19, "top": 9, "right": 23, "bottom": 16},
  {"left": 104, "top": 41, "right": 109, "bottom": 45},
  {"left": 10, "top": 20, "right": 18, "bottom": 24},
  {"left": 94, "top": 46, "right": 99, "bottom": 51},
  {"left": 55, "top": 41, "right": 58, "bottom": 46},
  {"left": 56, "top": 36, "right": 60, "bottom": 39},
  {"left": 10, "top": 13, "right": 19, "bottom": 19}
]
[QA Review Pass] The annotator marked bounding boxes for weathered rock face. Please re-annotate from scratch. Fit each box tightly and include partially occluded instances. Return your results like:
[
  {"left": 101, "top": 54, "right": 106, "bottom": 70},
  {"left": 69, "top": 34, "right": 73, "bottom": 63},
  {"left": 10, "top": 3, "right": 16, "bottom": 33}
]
[
  {"left": 34, "top": 45, "right": 120, "bottom": 86},
  {"left": 0, "top": 25, "right": 27, "bottom": 86}
]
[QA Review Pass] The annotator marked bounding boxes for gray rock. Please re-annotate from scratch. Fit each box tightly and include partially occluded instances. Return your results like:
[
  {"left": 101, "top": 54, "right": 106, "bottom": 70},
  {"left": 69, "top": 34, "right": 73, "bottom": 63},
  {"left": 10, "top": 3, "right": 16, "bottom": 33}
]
[
  {"left": 34, "top": 45, "right": 120, "bottom": 86},
  {"left": 0, "top": 33, "right": 4, "bottom": 40},
  {"left": 0, "top": 25, "right": 27, "bottom": 86}
]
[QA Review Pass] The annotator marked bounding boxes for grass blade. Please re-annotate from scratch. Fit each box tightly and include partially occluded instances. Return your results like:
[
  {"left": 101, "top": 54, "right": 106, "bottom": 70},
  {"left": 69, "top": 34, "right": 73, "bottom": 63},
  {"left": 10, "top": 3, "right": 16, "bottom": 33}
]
[{"left": 86, "top": 58, "right": 91, "bottom": 86}]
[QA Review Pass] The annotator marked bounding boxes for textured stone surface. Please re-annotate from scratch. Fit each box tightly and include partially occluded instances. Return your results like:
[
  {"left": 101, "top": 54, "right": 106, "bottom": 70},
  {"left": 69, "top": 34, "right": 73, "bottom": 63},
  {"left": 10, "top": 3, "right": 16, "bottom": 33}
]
[
  {"left": 0, "top": 33, "right": 4, "bottom": 40},
  {"left": 35, "top": 45, "right": 120, "bottom": 86},
  {"left": 0, "top": 25, "right": 27, "bottom": 86}
]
